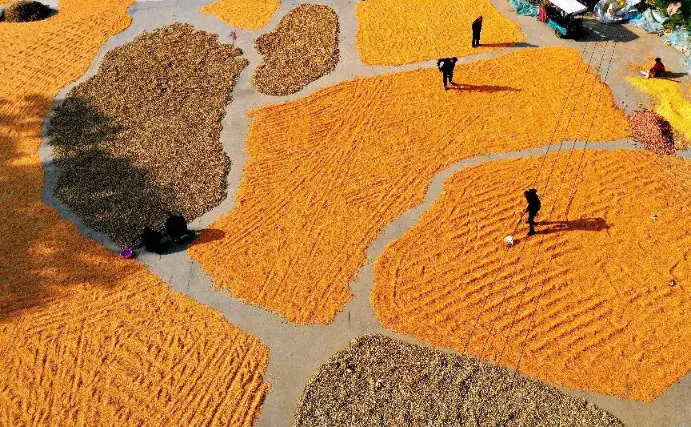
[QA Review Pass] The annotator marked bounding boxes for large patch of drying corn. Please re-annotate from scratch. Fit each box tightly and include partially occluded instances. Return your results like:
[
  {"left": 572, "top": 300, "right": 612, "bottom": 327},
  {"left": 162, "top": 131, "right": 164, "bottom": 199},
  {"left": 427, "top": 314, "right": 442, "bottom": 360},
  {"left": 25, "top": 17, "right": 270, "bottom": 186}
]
[
  {"left": 48, "top": 23, "right": 247, "bottom": 247},
  {"left": 296, "top": 335, "right": 622, "bottom": 426},
  {"left": 201, "top": 0, "right": 280, "bottom": 30},
  {"left": 373, "top": 150, "right": 691, "bottom": 401},
  {"left": 0, "top": 1, "right": 269, "bottom": 424},
  {"left": 356, "top": 0, "right": 525, "bottom": 65},
  {"left": 253, "top": 4, "right": 339, "bottom": 96},
  {"left": 628, "top": 77, "right": 691, "bottom": 141},
  {"left": 188, "top": 47, "right": 629, "bottom": 324}
]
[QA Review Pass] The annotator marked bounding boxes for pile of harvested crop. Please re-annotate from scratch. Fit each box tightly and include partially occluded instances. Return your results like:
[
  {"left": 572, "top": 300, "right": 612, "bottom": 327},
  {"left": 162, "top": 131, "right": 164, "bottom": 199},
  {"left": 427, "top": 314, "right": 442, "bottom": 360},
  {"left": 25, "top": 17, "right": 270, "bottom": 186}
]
[
  {"left": 295, "top": 335, "right": 623, "bottom": 426},
  {"left": 2, "top": 0, "right": 51, "bottom": 22},
  {"left": 629, "top": 110, "right": 677, "bottom": 155},
  {"left": 48, "top": 23, "right": 248, "bottom": 247},
  {"left": 253, "top": 4, "right": 339, "bottom": 96},
  {"left": 627, "top": 76, "right": 691, "bottom": 142}
]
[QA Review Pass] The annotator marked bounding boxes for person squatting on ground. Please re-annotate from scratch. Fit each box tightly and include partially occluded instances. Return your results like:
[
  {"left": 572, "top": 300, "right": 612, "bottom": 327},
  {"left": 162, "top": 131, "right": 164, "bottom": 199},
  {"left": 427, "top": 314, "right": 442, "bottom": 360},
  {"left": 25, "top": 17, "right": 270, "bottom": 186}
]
[
  {"left": 524, "top": 188, "right": 541, "bottom": 236},
  {"left": 140, "top": 213, "right": 190, "bottom": 254},
  {"left": 437, "top": 57, "right": 458, "bottom": 91},
  {"left": 142, "top": 226, "right": 164, "bottom": 254},
  {"left": 640, "top": 58, "right": 666, "bottom": 79},
  {"left": 472, "top": 16, "right": 483, "bottom": 48},
  {"left": 165, "top": 211, "right": 189, "bottom": 242}
]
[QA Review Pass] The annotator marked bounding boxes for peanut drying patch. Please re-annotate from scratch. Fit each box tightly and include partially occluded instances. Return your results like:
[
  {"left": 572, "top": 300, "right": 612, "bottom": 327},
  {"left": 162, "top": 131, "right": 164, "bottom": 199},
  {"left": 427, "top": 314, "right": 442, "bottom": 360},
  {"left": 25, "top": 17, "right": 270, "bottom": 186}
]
[
  {"left": 0, "top": 1, "right": 269, "bottom": 424},
  {"left": 49, "top": 23, "right": 247, "bottom": 247},
  {"left": 628, "top": 77, "right": 691, "bottom": 141},
  {"left": 189, "top": 47, "right": 629, "bottom": 324},
  {"left": 201, "top": 0, "right": 280, "bottom": 30},
  {"left": 356, "top": 0, "right": 525, "bottom": 65},
  {"left": 373, "top": 150, "right": 691, "bottom": 401},
  {"left": 253, "top": 4, "right": 339, "bottom": 96},
  {"left": 295, "top": 335, "right": 623, "bottom": 427}
]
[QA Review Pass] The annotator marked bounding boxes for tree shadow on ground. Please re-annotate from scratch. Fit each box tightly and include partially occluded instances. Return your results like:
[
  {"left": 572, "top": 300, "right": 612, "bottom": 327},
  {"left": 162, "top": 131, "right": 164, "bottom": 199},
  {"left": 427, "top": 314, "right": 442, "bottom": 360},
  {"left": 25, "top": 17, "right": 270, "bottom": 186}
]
[
  {"left": 47, "top": 95, "right": 181, "bottom": 248},
  {"left": 0, "top": 94, "right": 148, "bottom": 322}
]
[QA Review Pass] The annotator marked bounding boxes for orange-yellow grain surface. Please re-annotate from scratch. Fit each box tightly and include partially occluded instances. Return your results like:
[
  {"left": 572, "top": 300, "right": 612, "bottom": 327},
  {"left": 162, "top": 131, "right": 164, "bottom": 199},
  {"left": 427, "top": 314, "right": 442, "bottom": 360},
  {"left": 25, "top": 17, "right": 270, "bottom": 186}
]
[
  {"left": 628, "top": 77, "right": 691, "bottom": 141},
  {"left": 373, "top": 150, "right": 691, "bottom": 401},
  {"left": 201, "top": 0, "right": 280, "bottom": 30},
  {"left": 189, "top": 47, "right": 629, "bottom": 324},
  {"left": 356, "top": 0, "right": 525, "bottom": 65},
  {"left": 0, "top": 1, "right": 269, "bottom": 424}
]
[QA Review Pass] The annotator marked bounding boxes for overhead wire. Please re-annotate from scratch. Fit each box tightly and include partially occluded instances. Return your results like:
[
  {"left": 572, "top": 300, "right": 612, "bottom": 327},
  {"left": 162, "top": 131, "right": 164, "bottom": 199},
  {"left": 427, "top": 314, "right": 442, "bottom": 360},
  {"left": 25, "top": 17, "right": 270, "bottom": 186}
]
[
  {"left": 508, "top": 40, "right": 619, "bottom": 372},
  {"left": 461, "top": 39, "right": 598, "bottom": 355},
  {"left": 463, "top": 39, "right": 604, "bottom": 357}
]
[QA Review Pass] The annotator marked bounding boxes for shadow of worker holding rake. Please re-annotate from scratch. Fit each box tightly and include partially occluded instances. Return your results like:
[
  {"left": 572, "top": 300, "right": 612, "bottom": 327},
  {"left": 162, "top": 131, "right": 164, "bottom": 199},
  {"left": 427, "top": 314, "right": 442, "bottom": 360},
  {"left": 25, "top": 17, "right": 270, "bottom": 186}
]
[
  {"left": 535, "top": 217, "right": 610, "bottom": 235},
  {"left": 513, "top": 217, "right": 610, "bottom": 245}
]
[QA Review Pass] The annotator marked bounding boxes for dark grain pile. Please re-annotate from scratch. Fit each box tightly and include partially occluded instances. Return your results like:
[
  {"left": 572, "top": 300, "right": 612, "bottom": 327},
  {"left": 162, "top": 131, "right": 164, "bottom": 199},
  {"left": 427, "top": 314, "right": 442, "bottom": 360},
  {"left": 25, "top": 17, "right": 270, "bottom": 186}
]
[
  {"left": 629, "top": 110, "right": 678, "bottom": 155},
  {"left": 295, "top": 335, "right": 623, "bottom": 427},
  {"left": 253, "top": 4, "right": 339, "bottom": 96},
  {"left": 2, "top": 1, "right": 51, "bottom": 22},
  {"left": 48, "top": 23, "right": 248, "bottom": 247}
]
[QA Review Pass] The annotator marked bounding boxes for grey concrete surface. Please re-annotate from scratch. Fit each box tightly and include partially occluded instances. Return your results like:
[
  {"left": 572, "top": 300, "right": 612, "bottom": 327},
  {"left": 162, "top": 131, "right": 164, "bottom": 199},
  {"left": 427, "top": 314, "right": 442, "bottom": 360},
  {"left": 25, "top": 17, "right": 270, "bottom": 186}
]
[{"left": 37, "top": 0, "right": 690, "bottom": 426}]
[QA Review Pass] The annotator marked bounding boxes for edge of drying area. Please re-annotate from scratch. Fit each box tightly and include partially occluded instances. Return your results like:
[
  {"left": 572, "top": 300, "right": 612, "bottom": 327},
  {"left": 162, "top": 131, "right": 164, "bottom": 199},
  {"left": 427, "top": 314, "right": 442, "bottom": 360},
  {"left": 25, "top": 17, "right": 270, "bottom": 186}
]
[{"left": 36, "top": 0, "right": 690, "bottom": 426}]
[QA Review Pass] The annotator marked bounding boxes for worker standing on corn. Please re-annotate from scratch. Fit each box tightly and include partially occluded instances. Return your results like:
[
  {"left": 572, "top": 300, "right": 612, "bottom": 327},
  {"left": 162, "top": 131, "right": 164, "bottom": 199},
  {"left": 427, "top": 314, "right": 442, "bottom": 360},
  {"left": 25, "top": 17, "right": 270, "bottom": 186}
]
[
  {"left": 472, "top": 16, "right": 483, "bottom": 48},
  {"left": 524, "top": 189, "right": 541, "bottom": 236},
  {"left": 437, "top": 57, "right": 458, "bottom": 91}
]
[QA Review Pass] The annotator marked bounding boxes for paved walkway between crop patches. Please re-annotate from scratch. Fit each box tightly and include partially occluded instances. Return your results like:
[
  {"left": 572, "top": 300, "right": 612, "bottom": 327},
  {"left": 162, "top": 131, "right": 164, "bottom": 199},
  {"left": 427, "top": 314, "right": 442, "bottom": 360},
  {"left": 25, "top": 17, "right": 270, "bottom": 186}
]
[{"left": 38, "top": 0, "right": 689, "bottom": 426}]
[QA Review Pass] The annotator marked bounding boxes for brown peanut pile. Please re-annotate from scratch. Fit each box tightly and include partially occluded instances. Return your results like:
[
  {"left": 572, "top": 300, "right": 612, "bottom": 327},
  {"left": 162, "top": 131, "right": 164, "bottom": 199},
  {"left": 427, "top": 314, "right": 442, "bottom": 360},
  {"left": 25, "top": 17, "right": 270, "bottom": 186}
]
[
  {"left": 253, "top": 4, "right": 339, "bottom": 96},
  {"left": 295, "top": 335, "right": 623, "bottom": 427},
  {"left": 629, "top": 110, "right": 682, "bottom": 155},
  {"left": 48, "top": 23, "right": 248, "bottom": 247}
]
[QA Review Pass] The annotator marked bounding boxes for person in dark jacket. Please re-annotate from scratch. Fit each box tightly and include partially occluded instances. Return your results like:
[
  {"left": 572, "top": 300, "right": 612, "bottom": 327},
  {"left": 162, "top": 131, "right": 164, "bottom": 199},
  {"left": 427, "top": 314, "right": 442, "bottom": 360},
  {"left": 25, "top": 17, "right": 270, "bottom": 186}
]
[
  {"left": 437, "top": 57, "right": 458, "bottom": 90},
  {"left": 524, "top": 189, "right": 541, "bottom": 236},
  {"left": 472, "top": 16, "right": 483, "bottom": 48},
  {"left": 165, "top": 212, "right": 189, "bottom": 242},
  {"left": 142, "top": 226, "right": 164, "bottom": 254}
]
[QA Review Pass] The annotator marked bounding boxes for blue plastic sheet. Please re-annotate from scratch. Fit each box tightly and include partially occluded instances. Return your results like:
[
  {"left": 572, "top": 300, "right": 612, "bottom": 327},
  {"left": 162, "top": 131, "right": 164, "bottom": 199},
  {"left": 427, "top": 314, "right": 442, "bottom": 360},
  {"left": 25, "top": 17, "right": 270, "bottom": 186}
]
[
  {"left": 663, "top": 29, "right": 691, "bottom": 72},
  {"left": 547, "top": 19, "right": 567, "bottom": 36},
  {"left": 664, "top": 29, "right": 690, "bottom": 50},
  {"left": 510, "top": 0, "right": 539, "bottom": 17},
  {"left": 681, "top": 54, "right": 691, "bottom": 73},
  {"left": 629, "top": 8, "right": 667, "bottom": 34}
]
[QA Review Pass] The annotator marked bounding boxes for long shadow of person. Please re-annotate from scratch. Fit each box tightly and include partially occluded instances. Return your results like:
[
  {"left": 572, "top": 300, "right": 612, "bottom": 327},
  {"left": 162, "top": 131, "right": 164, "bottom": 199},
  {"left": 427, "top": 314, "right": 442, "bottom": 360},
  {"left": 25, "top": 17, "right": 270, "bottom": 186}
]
[
  {"left": 535, "top": 217, "right": 610, "bottom": 235},
  {"left": 450, "top": 84, "right": 521, "bottom": 93},
  {"left": 513, "top": 217, "right": 610, "bottom": 245}
]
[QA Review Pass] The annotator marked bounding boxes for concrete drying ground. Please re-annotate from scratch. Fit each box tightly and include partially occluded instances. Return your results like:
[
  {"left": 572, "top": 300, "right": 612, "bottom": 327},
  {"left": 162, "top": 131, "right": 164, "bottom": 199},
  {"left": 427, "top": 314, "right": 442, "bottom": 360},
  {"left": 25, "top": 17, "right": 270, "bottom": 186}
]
[{"left": 34, "top": 0, "right": 690, "bottom": 425}]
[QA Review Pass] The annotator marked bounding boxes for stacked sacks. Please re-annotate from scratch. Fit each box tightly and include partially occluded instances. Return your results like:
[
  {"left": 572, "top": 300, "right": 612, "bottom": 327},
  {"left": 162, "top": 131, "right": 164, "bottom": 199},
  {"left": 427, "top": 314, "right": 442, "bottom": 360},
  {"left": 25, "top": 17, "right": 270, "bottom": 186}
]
[{"left": 594, "top": 0, "right": 641, "bottom": 23}]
